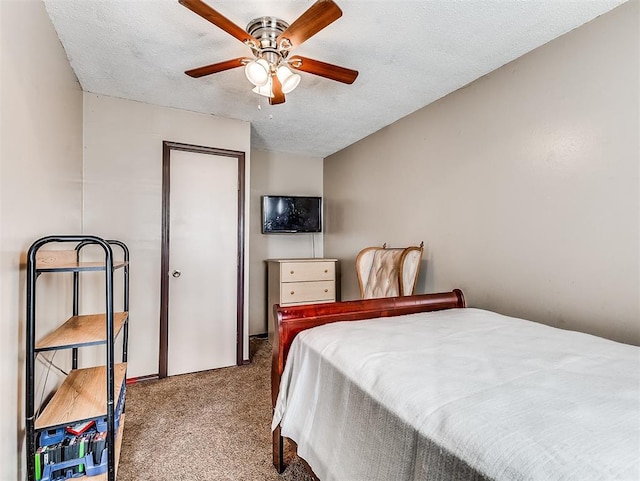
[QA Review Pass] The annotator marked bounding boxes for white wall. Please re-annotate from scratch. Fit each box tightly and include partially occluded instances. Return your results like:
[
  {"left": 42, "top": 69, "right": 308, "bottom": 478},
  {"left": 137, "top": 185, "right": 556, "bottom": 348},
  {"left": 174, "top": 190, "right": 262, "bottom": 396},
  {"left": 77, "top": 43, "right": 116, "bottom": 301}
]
[
  {"left": 324, "top": 2, "right": 639, "bottom": 345},
  {"left": 249, "top": 149, "right": 323, "bottom": 334},
  {"left": 82, "top": 93, "right": 251, "bottom": 376},
  {"left": 0, "top": 1, "right": 83, "bottom": 479}
]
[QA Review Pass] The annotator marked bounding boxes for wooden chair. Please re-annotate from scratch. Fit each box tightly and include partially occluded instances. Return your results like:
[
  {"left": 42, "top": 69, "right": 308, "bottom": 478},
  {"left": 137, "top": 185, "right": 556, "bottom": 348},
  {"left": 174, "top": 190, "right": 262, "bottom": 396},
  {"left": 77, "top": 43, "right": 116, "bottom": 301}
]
[{"left": 355, "top": 243, "right": 424, "bottom": 299}]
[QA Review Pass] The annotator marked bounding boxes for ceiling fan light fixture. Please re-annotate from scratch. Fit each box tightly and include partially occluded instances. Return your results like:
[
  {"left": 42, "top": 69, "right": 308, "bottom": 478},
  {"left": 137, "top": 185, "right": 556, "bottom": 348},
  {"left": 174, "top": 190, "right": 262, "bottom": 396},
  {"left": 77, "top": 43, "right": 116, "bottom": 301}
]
[
  {"left": 276, "top": 65, "right": 301, "bottom": 94},
  {"left": 244, "top": 58, "right": 270, "bottom": 86},
  {"left": 252, "top": 77, "right": 274, "bottom": 98}
]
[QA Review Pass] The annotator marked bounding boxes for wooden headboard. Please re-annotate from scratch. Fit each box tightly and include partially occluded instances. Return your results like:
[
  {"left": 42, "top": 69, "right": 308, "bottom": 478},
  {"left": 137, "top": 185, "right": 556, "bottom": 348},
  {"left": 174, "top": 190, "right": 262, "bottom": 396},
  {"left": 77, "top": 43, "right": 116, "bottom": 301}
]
[{"left": 270, "top": 289, "right": 466, "bottom": 472}]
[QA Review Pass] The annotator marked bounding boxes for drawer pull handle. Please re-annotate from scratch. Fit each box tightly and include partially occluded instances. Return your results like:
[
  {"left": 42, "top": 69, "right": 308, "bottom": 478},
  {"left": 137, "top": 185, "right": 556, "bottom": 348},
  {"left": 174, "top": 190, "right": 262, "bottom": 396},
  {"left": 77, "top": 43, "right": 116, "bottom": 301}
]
[
  {"left": 324, "top": 289, "right": 328, "bottom": 293},
  {"left": 290, "top": 291, "right": 295, "bottom": 295},
  {"left": 290, "top": 270, "right": 294, "bottom": 274},
  {"left": 324, "top": 269, "right": 328, "bottom": 273}
]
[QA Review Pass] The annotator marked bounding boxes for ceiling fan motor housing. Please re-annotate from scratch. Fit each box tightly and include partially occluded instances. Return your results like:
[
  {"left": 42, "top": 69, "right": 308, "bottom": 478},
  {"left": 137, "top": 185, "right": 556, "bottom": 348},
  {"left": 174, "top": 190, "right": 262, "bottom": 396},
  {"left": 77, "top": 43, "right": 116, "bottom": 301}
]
[{"left": 246, "top": 16, "right": 290, "bottom": 64}]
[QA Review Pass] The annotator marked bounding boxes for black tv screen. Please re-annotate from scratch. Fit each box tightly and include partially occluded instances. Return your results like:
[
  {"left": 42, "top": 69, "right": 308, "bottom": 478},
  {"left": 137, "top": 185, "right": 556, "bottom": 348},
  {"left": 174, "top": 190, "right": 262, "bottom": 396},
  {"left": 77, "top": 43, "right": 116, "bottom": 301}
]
[{"left": 262, "top": 195, "right": 322, "bottom": 233}]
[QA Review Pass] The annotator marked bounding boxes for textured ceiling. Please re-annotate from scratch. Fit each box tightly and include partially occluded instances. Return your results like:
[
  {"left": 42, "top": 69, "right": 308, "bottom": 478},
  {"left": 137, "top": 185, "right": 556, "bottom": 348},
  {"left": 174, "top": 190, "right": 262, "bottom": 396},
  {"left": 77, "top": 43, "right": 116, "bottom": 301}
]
[{"left": 44, "top": 0, "right": 625, "bottom": 157}]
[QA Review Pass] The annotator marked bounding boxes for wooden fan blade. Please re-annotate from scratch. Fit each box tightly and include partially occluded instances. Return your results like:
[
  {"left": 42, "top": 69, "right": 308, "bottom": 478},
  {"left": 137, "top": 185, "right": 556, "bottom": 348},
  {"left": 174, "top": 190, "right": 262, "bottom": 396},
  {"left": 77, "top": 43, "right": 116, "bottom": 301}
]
[
  {"left": 289, "top": 56, "right": 358, "bottom": 84},
  {"left": 277, "top": 0, "right": 342, "bottom": 51},
  {"left": 185, "top": 57, "right": 248, "bottom": 78},
  {"left": 269, "top": 73, "right": 286, "bottom": 105},
  {"left": 179, "top": 0, "right": 259, "bottom": 48}
]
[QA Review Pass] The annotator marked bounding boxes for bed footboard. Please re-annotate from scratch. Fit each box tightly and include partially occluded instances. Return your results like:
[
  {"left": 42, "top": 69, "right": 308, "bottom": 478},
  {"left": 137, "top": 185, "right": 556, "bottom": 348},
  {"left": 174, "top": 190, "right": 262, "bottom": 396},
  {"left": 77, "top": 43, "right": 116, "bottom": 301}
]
[{"left": 271, "top": 289, "right": 466, "bottom": 473}]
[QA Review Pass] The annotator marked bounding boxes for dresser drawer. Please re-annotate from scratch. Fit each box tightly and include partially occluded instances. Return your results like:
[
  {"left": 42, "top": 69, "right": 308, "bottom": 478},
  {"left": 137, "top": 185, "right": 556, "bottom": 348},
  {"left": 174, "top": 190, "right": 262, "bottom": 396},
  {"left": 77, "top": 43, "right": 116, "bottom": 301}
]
[
  {"left": 281, "top": 261, "right": 335, "bottom": 282},
  {"left": 281, "top": 280, "right": 335, "bottom": 304}
]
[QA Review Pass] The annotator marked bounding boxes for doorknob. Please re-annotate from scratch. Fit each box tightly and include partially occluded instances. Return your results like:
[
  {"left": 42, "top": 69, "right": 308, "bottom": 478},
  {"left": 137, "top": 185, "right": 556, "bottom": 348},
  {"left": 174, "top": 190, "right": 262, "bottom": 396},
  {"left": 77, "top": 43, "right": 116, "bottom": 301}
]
[{"left": 172, "top": 270, "right": 181, "bottom": 278}]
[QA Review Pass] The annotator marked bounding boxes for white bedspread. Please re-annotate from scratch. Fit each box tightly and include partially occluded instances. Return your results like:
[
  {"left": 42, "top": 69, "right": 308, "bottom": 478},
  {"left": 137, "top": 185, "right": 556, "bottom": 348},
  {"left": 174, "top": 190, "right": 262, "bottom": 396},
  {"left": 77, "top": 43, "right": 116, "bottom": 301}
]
[{"left": 273, "top": 308, "right": 640, "bottom": 481}]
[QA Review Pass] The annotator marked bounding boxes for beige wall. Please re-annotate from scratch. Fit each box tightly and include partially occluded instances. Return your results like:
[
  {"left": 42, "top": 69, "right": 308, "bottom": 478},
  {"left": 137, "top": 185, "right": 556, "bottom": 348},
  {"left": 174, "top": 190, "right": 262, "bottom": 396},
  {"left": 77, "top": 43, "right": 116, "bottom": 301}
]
[
  {"left": 82, "top": 93, "right": 251, "bottom": 376},
  {"left": 0, "top": 1, "right": 84, "bottom": 479},
  {"left": 324, "top": 1, "right": 639, "bottom": 345},
  {"left": 249, "top": 149, "right": 324, "bottom": 334}
]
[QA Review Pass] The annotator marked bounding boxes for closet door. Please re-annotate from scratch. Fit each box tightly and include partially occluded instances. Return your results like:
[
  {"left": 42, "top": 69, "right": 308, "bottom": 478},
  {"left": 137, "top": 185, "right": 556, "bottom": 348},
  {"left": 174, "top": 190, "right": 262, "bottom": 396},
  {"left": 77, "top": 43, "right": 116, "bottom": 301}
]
[{"left": 166, "top": 149, "right": 238, "bottom": 376}]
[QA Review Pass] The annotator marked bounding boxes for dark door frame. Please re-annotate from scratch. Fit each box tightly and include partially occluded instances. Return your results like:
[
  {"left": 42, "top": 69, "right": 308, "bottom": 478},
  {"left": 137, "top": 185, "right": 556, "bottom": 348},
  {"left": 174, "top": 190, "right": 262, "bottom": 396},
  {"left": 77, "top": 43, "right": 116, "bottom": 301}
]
[{"left": 159, "top": 140, "right": 246, "bottom": 378}]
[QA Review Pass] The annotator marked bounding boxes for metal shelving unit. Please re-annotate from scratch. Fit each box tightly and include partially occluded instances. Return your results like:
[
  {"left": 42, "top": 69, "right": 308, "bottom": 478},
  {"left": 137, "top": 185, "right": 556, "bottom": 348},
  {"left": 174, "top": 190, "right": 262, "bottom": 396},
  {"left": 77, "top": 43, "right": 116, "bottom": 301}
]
[{"left": 25, "top": 235, "right": 130, "bottom": 481}]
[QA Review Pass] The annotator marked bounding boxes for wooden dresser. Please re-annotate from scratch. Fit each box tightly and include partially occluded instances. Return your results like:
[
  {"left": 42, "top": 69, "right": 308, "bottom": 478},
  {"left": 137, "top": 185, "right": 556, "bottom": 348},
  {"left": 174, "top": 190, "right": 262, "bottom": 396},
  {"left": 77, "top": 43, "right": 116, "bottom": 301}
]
[{"left": 267, "top": 258, "right": 338, "bottom": 343}]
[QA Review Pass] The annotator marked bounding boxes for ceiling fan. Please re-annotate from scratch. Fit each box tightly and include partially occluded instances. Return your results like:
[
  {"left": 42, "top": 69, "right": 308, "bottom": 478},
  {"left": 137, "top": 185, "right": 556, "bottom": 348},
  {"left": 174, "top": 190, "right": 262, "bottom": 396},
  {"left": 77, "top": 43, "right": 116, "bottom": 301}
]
[{"left": 179, "top": 0, "right": 359, "bottom": 105}]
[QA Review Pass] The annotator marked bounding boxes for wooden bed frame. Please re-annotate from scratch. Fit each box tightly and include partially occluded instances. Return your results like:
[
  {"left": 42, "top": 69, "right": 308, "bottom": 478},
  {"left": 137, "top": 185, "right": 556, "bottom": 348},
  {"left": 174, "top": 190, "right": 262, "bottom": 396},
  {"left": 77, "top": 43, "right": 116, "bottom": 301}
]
[{"left": 270, "top": 289, "right": 466, "bottom": 473}]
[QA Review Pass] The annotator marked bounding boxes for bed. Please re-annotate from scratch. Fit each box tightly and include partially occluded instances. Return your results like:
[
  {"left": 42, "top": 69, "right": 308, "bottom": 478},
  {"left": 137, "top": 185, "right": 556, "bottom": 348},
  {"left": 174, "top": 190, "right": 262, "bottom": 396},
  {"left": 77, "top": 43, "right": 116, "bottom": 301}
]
[{"left": 270, "top": 290, "right": 640, "bottom": 481}]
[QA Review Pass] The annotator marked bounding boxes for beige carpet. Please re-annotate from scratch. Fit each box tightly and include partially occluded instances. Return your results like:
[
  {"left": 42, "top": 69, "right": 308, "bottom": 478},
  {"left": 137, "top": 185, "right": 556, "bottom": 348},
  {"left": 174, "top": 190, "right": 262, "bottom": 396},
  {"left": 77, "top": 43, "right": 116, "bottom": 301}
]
[{"left": 117, "top": 339, "right": 314, "bottom": 481}]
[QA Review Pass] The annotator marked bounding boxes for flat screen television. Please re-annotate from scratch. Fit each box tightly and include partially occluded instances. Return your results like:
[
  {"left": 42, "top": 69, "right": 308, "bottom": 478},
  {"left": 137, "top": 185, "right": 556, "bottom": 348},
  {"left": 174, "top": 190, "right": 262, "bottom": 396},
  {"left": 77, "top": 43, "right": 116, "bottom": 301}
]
[{"left": 262, "top": 195, "right": 322, "bottom": 234}]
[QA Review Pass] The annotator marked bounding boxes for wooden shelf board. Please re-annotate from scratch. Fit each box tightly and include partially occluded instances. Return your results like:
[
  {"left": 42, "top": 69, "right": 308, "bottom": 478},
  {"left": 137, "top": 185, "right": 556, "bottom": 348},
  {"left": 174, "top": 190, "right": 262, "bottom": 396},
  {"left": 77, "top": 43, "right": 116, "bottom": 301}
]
[
  {"left": 36, "top": 260, "right": 128, "bottom": 272},
  {"left": 35, "top": 364, "right": 127, "bottom": 430},
  {"left": 92, "top": 413, "right": 125, "bottom": 481},
  {"left": 35, "top": 313, "right": 128, "bottom": 351},
  {"left": 35, "top": 251, "right": 128, "bottom": 271}
]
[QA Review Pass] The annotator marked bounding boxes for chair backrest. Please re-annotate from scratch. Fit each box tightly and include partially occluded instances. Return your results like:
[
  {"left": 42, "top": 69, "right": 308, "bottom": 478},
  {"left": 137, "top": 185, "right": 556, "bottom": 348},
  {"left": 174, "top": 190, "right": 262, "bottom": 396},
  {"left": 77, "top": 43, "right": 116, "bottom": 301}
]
[{"left": 355, "top": 243, "right": 424, "bottom": 299}]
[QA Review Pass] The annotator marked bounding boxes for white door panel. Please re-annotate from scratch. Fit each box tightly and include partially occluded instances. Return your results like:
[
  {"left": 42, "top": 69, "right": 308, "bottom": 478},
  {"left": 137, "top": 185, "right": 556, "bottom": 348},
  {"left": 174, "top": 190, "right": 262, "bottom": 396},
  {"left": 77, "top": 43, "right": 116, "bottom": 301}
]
[{"left": 168, "top": 150, "right": 238, "bottom": 376}]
